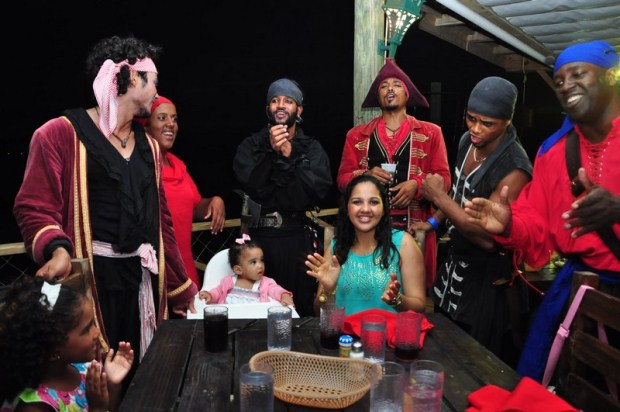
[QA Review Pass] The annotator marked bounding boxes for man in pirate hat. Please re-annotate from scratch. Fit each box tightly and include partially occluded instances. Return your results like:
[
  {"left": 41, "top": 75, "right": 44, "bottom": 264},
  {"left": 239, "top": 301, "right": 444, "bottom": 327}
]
[{"left": 337, "top": 58, "right": 450, "bottom": 289}]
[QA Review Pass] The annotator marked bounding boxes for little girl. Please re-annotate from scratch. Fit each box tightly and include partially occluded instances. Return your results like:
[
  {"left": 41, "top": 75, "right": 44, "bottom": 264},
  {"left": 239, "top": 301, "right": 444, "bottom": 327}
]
[
  {"left": 0, "top": 276, "right": 134, "bottom": 412},
  {"left": 199, "top": 235, "right": 294, "bottom": 306}
]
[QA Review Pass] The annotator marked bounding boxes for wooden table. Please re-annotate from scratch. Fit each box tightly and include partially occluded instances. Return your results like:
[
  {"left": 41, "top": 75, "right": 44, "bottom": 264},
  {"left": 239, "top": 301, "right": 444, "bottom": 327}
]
[{"left": 119, "top": 313, "right": 520, "bottom": 411}]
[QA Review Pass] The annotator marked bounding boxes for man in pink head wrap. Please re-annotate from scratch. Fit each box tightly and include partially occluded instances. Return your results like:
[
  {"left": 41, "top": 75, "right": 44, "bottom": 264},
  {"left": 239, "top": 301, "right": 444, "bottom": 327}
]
[
  {"left": 337, "top": 58, "right": 451, "bottom": 290},
  {"left": 14, "top": 35, "right": 198, "bottom": 390}
]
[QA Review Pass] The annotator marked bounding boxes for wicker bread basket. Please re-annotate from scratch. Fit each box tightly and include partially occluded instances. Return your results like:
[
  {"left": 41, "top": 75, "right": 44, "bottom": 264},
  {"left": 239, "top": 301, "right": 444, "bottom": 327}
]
[{"left": 249, "top": 350, "right": 374, "bottom": 409}]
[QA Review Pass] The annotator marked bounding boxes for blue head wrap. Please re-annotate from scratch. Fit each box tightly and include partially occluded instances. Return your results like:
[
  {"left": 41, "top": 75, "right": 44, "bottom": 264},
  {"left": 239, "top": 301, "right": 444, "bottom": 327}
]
[
  {"left": 553, "top": 40, "right": 618, "bottom": 75},
  {"left": 539, "top": 41, "right": 619, "bottom": 156}
]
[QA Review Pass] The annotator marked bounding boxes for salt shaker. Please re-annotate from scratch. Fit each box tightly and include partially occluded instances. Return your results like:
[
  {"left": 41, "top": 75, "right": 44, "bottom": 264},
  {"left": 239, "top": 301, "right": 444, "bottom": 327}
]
[{"left": 349, "top": 340, "right": 364, "bottom": 359}]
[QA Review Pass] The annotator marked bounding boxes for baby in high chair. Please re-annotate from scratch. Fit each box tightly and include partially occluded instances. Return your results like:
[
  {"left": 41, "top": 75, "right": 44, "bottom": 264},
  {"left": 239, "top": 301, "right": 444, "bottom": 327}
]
[{"left": 199, "top": 234, "right": 294, "bottom": 306}]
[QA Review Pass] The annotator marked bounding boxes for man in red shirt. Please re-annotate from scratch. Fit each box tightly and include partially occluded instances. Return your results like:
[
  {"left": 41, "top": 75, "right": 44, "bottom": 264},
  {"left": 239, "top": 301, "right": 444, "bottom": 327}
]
[
  {"left": 464, "top": 40, "right": 620, "bottom": 381},
  {"left": 337, "top": 58, "right": 450, "bottom": 288}
]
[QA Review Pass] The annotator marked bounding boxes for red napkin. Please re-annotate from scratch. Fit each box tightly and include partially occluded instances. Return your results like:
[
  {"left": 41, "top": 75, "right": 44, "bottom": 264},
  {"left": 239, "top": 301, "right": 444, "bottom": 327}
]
[
  {"left": 342, "top": 308, "right": 434, "bottom": 349},
  {"left": 466, "top": 377, "right": 578, "bottom": 412}
]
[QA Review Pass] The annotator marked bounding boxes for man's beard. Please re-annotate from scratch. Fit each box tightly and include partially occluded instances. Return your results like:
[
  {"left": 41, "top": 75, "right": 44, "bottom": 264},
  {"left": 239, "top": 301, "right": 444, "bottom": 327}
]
[
  {"left": 381, "top": 103, "right": 400, "bottom": 112},
  {"left": 267, "top": 110, "right": 298, "bottom": 128},
  {"left": 136, "top": 107, "right": 151, "bottom": 120}
]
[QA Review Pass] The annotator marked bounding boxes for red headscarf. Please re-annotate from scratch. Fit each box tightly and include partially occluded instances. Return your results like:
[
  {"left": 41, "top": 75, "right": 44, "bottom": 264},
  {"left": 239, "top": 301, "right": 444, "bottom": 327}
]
[{"left": 135, "top": 95, "right": 174, "bottom": 126}]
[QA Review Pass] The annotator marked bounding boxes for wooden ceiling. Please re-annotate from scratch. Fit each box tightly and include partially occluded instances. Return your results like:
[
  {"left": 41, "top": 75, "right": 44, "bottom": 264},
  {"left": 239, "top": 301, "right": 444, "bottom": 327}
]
[{"left": 418, "top": 0, "right": 620, "bottom": 79}]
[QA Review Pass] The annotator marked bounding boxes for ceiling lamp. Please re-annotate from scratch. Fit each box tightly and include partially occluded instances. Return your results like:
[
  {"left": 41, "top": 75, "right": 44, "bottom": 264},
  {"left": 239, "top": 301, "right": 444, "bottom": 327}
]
[{"left": 381, "top": 0, "right": 425, "bottom": 58}]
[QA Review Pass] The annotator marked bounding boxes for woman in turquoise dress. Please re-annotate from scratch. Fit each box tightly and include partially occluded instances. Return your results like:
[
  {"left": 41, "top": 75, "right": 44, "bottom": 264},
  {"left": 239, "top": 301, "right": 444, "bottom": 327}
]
[{"left": 306, "top": 175, "right": 426, "bottom": 315}]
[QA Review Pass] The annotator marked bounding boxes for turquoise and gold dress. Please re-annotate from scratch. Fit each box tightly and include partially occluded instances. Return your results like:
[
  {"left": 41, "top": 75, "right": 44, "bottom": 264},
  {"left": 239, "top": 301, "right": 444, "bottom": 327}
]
[{"left": 334, "top": 229, "right": 403, "bottom": 315}]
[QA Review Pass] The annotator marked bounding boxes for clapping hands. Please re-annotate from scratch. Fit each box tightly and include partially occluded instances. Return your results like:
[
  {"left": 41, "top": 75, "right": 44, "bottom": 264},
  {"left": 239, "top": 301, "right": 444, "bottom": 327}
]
[
  {"left": 464, "top": 185, "right": 513, "bottom": 236},
  {"left": 86, "top": 342, "right": 134, "bottom": 412},
  {"left": 103, "top": 341, "right": 134, "bottom": 386},
  {"left": 381, "top": 273, "right": 401, "bottom": 305},
  {"left": 562, "top": 168, "right": 620, "bottom": 237}
]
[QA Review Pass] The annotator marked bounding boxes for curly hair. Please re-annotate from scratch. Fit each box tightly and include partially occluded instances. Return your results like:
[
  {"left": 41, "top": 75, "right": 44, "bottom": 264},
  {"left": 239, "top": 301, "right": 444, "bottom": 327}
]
[
  {"left": 333, "top": 175, "right": 397, "bottom": 269},
  {"left": 85, "top": 35, "right": 162, "bottom": 97},
  {"left": 0, "top": 276, "right": 87, "bottom": 403},
  {"left": 228, "top": 239, "right": 262, "bottom": 267}
]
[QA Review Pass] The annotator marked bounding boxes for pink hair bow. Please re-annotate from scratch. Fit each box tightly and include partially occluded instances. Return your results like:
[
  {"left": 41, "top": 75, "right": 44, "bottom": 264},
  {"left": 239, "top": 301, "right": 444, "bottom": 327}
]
[{"left": 235, "top": 234, "right": 251, "bottom": 244}]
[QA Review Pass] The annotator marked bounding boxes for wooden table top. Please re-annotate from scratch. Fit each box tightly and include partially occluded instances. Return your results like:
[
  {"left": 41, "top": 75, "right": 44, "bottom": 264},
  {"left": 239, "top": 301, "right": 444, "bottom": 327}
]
[{"left": 119, "top": 312, "right": 520, "bottom": 411}]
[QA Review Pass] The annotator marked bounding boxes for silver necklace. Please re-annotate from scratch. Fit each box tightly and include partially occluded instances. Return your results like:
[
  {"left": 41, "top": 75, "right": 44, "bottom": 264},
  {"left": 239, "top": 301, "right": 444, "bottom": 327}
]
[{"left": 473, "top": 147, "right": 487, "bottom": 163}]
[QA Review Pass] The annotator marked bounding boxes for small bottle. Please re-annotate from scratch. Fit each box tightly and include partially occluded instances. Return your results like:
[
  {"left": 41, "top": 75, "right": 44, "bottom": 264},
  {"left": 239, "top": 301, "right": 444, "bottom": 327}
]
[
  {"left": 339, "top": 334, "right": 354, "bottom": 357},
  {"left": 349, "top": 340, "right": 364, "bottom": 359}
]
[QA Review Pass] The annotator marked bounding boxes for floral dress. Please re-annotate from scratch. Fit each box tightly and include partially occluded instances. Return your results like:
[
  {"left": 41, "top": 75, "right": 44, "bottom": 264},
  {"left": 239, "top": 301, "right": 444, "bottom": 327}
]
[{"left": 1, "top": 363, "right": 89, "bottom": 412}]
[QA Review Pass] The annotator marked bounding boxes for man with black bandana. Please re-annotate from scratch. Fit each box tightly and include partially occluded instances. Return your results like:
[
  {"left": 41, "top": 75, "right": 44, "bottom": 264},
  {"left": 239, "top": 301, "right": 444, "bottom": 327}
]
[
  {"left": 233, "top": 78, "right": 333, "bottom": 316},
  {"left": 411, "top": 77, "right": 532, "bottom": 367}
]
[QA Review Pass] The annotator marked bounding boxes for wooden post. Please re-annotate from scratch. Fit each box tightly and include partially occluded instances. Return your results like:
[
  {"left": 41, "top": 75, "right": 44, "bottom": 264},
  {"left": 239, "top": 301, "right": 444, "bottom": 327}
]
[{"left": 353, "top": 0, "right": 384, "bottom": 126}]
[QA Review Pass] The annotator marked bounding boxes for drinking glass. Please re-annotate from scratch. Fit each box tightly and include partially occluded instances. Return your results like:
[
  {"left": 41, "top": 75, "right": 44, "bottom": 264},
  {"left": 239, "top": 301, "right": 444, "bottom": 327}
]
[
  {"left": 394, "top": 311, "right": 423, "bottom": 361},
  {"left": 361, "top": 314, "right": 387, "bottom": 363},
  {"left": 404, "top": 360, "right": 444, "bottom": 412},
  {"left": 319, "top": 303, "right": 345, "bottom": 350},
  {"left": 370, "top": 361, "right": 405, "bottom": 412},
  {"left": 267, "top": 305, "right": 292, "bottom": 351},
  {"left": 239, "top": 362, "right": 274, "bottom": 412},
  {"left": 203, "top": 306, "right": 228, "bottom": 352}
]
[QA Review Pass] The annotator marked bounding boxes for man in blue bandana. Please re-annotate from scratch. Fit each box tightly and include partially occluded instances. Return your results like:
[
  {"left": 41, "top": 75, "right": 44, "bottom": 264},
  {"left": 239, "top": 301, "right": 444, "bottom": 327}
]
[{"left": 463, "top": 40, "right": 620, "bottom": 382}]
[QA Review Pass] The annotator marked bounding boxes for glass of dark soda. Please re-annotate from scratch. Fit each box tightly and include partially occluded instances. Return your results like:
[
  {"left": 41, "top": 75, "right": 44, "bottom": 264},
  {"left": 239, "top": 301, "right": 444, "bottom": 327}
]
[
  {"left": 204, "top": 305, "right": 229, "bottom": 352},
  {"left": 395, "top": 311, "right": 422, "bottom": 361},
  {"left": 319, "top": 303, "right": 344, "bottom": 350}
]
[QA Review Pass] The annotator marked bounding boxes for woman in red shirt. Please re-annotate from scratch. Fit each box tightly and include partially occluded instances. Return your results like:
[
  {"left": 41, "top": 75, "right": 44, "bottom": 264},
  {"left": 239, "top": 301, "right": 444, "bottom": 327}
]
[{"left": 142, "top": 96, "right": 226, "bottom": 287}]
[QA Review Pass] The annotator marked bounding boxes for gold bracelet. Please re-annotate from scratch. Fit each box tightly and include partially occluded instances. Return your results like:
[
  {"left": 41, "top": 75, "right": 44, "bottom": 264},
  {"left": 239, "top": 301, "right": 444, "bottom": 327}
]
[
  {"left": 318, "top": 287, "right": 337, "bottom": 303},
  {"left": 387, "top": 292, "right": 403, "bottom": 307}
]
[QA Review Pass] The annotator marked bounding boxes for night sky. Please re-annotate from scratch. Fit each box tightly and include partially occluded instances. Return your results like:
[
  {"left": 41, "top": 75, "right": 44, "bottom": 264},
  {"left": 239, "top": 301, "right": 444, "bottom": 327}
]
[{"left": 1, "top": 1, "right": 562, "bottom": 244}]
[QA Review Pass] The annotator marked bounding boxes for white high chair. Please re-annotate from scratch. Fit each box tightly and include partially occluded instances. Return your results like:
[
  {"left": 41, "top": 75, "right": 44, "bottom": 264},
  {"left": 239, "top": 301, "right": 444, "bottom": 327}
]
[
  {"left": 187, "top": 248, "right": 299, "bottom": 319},
  {"left": 201, "top": 248, "right": 233, "bottom": 291}
]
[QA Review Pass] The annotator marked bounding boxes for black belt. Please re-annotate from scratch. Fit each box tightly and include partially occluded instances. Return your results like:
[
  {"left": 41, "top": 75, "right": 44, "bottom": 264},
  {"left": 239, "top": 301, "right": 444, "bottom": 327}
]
[{"left": 242, "top": 212, "right": 304, "bottom": 229}]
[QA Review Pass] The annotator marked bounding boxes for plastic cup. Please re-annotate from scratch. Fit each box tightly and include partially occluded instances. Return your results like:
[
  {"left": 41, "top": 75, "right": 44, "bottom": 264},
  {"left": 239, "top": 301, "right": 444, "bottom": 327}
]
[
  {"left": 267, "top": 305, "right": 292, "bottom": 351},
  {"left": 370, "top": 361, "right": 405, "bottom": 412},
  {"left": 239, "top": 362, "right": 274, "bottom": 412},
  {"left": 380, "top": 163, "right": 397, "bottom": 174},
  {"left": 361, "top": 314, "right": 387, "bottom": 363},
  {"left": 404, "top": 360, "right": 444, "bottom": 412},
  {"left": 394, "top": 311, "right": 423, "bottom": 361}
]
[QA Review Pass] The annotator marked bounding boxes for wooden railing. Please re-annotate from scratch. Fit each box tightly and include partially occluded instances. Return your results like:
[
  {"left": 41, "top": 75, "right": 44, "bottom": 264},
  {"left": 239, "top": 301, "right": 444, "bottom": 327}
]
[{"left": 0, "top": 209, "right": 338, "bottom": 287}]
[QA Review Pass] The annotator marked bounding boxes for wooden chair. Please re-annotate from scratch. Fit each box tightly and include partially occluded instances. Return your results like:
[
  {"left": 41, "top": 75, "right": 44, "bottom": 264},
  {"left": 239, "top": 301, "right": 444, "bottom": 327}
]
[{"left": 554, "top": 271, "right": 620, "bottom": 412}]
